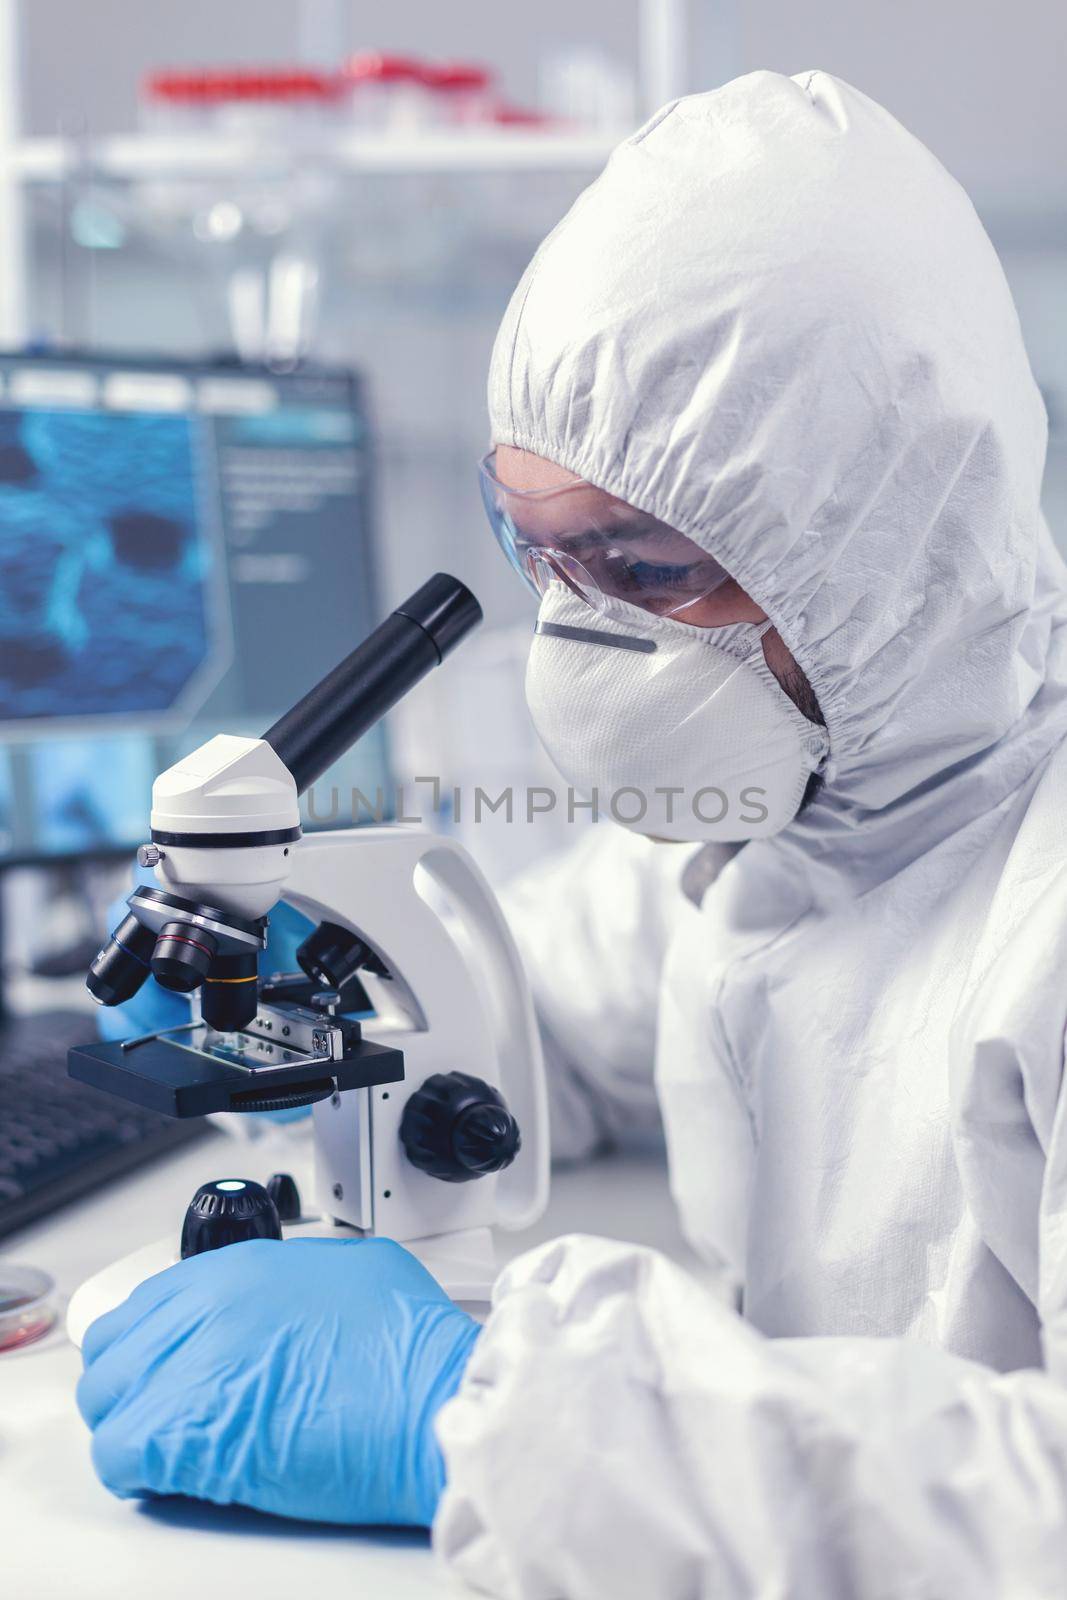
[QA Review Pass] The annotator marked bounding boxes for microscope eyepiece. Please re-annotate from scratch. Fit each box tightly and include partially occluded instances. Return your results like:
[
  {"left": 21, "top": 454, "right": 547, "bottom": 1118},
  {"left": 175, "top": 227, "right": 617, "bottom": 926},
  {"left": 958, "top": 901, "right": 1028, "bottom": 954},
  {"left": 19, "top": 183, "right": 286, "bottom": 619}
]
[
  {"left": 393, "top": 572, "right": 483, "bottom": 662},
  {"left": 262, "top": 573, "right": 482, "bottom": 795}
]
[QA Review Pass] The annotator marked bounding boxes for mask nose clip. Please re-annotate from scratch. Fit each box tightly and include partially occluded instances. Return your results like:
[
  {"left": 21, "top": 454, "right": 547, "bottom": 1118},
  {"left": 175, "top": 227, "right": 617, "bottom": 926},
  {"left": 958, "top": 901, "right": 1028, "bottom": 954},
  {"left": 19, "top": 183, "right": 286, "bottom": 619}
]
[{"left": 534, "top": 618, "right": 658, "bottom": 654}]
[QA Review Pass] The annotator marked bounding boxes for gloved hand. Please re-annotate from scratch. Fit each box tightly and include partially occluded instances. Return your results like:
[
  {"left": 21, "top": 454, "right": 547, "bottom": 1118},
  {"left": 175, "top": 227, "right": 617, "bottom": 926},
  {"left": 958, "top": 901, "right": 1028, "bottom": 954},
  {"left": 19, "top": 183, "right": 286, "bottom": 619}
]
[{"left": 76, "top": 1237, "right": 480, "bottom": 1526}]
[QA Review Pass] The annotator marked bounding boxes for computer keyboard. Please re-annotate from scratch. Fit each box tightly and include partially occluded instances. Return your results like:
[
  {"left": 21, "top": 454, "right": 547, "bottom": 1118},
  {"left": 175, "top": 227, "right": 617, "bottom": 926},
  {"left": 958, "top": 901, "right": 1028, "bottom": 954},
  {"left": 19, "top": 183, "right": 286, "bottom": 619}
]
[{"left": 0, "top": 1010, "right": 209, "bottom": 1239}]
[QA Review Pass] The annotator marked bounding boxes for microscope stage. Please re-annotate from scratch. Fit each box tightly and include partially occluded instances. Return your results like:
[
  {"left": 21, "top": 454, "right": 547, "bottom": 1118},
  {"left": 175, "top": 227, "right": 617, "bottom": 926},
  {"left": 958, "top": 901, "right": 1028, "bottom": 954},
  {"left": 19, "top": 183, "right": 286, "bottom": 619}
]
[{"left": 69, "top": 1026, "right": 404, "bottom": 1118}]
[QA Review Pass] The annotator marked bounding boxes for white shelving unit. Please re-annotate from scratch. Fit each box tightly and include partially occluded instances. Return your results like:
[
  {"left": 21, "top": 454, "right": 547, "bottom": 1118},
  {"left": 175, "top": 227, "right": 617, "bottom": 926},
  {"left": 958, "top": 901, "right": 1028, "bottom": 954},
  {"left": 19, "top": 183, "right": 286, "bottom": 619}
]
[
  {"left": 6, "top": 129, "right": 627, "bottom": 182},
  {"left": 0, "top": 0, "right": 697, "bottom": 341}
]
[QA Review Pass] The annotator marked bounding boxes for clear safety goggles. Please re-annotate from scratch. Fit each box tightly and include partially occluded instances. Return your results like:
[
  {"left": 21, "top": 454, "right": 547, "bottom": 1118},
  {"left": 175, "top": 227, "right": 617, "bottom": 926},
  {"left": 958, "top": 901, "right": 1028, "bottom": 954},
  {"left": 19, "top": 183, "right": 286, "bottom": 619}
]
[{"left": 478, "top": 451, "right": 732, "bottom": 620}]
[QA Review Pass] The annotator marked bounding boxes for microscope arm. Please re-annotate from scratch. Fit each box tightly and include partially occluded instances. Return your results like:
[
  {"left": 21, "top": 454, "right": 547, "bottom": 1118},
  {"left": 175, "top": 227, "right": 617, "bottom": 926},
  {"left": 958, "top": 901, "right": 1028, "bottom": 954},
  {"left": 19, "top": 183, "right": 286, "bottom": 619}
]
[{"left": 284, "top": 828, "right": 549, "bottom": 1236}]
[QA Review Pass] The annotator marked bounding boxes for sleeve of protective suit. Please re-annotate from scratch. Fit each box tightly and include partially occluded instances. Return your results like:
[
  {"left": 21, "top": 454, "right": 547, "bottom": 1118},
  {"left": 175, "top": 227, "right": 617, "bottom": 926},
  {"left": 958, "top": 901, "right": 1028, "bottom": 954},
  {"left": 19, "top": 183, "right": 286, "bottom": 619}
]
[
  {"left": 498, "top": 829, "right": 729, "bottom": 1161},
  {"left": 434, "top": 1233, "right": 1067, "bottom": 1600}
]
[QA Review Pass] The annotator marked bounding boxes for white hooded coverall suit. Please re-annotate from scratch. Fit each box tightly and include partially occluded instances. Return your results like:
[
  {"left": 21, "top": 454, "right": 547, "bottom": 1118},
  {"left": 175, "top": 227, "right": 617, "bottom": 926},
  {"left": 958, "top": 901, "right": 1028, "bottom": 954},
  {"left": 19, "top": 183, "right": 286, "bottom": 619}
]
[{"left": 434, "top": 71, "right": 1067, "bottom": 1598}]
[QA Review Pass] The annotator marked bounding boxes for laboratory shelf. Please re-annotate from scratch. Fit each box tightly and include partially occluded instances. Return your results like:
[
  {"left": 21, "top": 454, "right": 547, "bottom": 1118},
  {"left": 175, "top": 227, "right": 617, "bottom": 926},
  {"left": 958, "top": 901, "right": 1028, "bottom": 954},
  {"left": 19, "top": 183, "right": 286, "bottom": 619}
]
[{"left": 3, "top": 128, "right": 626, "bottom": 183}]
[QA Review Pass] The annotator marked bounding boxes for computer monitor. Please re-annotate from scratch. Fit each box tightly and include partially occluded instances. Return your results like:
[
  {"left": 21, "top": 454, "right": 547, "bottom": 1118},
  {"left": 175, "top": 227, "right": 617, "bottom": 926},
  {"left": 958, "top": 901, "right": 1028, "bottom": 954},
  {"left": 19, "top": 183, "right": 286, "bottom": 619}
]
[{"left": 0, "top": 351, "right": 387, "bottom": 863}]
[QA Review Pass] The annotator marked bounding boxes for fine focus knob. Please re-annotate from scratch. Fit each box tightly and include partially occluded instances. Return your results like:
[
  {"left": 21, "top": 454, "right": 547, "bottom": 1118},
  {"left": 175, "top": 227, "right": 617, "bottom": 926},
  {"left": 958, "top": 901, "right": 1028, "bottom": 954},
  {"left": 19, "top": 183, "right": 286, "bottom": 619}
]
[
  {"left": 266, "top": 1171, "right": 302, "bottom": 1223},
  {"left": 180, "top": 1178, "right": 282, "bottom": 1259},
  {"left": 399, "top": 1071, "right": 521, "bottom": 1184},
  {"left": 296, "top": 920, "right": 369, "bottom": 990}
]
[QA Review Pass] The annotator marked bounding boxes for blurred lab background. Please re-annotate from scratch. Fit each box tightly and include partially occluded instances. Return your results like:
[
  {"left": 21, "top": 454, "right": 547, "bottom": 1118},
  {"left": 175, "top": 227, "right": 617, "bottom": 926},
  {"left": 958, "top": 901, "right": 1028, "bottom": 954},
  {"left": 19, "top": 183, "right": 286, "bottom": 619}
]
[{"left": 0, "top": 0, "right": 1063, "bottom": 1004}]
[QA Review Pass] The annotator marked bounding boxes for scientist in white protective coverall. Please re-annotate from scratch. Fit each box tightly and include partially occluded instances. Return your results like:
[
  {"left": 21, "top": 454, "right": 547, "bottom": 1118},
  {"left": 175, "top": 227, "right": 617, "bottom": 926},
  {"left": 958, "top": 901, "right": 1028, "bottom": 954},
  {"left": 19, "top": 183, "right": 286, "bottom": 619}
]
[{"left": 76, "top": 69, "right": 1067, "bottom": 1599}]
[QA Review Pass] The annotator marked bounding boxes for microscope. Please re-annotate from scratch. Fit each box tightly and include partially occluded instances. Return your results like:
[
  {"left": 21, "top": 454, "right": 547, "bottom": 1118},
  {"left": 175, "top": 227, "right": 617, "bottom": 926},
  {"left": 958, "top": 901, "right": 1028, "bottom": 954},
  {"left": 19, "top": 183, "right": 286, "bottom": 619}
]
[{"left": 65, "top": 574, "right": 548, "bottom": 1343}]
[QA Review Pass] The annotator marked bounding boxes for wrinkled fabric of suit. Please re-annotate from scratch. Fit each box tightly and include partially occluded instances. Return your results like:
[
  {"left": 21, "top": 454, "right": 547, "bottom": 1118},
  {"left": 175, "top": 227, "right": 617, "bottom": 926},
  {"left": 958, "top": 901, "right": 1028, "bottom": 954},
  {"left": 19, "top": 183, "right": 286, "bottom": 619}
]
[{"left": 435, "top": 71, "right": 1067, "bottom": 1599}]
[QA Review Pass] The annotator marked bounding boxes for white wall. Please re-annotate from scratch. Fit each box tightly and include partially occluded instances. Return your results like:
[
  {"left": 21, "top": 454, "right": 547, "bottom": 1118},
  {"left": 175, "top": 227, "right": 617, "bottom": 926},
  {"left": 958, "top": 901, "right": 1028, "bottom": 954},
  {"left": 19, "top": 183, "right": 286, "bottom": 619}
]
[{"left": 736, "top": 0, "right": 1066, "bottom": 222}]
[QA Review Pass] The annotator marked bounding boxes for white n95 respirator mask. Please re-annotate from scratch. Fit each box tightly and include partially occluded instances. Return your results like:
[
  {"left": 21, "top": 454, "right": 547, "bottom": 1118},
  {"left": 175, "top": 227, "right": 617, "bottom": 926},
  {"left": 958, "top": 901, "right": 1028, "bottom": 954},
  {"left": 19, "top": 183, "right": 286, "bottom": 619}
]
[{"left": 525, "top": 584, "right": 829, "bottom": 843}]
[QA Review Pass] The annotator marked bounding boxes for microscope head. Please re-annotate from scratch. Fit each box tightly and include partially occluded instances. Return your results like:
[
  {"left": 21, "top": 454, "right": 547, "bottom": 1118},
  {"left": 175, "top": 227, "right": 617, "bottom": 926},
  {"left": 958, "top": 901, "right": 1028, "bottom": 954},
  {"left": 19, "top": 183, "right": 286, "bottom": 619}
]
[
  {"left": 86, "top": 735, "right": 300, "bottom": 1028},
  {"left": 84, "top": 573, "right": 482, "bottom": 1043},
  {"left": 148, "top": 734, "right": 301, "bottom": 919}
]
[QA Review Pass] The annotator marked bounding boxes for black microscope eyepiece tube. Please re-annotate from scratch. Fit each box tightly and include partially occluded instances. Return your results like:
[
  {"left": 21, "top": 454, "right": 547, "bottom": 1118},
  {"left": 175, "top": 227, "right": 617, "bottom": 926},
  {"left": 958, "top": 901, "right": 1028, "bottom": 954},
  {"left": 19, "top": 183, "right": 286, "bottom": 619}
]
[
  {"left": 394, "top": 573, "right": 483, "bottom": 661},
  {"left": 261, "top": 573, "right": 481, "bottom": 796}
]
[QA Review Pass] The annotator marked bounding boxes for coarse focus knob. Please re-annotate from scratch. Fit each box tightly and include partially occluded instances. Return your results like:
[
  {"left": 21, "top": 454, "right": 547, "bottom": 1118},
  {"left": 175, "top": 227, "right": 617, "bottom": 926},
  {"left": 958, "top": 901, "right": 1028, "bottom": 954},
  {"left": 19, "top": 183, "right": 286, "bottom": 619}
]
[
  {"left": 399, "top": 1071, "right": 521, "bottom": 1183},
  {"left": 180, "top": 1178, "right": 282, "bottom": 1259}
]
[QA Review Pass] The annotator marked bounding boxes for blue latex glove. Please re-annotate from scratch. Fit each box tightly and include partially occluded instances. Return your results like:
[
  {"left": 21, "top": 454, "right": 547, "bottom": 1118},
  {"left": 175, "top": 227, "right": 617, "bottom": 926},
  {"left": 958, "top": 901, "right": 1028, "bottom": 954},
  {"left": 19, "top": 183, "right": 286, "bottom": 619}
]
[{"left": 77, "top": 1237, "right": 480, "bottom": 1526}]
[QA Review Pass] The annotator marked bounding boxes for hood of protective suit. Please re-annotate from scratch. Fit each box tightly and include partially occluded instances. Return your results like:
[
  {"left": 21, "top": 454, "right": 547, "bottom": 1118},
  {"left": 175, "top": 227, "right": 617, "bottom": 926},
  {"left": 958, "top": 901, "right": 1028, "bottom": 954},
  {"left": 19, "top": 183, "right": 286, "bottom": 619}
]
[{"left": 490, "top": 70, "right": 1067, "bottom": 891}]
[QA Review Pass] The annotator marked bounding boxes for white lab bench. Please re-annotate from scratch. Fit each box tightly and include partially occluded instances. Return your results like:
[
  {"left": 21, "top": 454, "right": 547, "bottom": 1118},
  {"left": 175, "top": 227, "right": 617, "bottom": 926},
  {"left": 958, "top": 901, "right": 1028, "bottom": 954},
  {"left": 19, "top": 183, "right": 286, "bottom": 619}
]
[{"left": 1, "top": 1117, "right": 703, "bottom": 1600}]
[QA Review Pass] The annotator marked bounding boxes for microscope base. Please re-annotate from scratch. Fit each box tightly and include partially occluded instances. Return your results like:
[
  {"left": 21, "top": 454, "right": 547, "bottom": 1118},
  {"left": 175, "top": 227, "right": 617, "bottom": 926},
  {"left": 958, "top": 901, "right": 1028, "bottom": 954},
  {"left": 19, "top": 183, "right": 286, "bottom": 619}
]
[{"left": 66, "top": 1221, "right": 499, "bottom": 1349}]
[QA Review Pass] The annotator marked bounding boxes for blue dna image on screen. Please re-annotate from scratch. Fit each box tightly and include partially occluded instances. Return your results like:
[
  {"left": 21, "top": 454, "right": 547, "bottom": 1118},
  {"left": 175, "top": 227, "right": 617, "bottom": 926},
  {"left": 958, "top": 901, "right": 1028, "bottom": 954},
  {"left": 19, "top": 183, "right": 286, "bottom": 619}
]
[{"left": 0, "top": 407, "right": 222, "bottom": 723}]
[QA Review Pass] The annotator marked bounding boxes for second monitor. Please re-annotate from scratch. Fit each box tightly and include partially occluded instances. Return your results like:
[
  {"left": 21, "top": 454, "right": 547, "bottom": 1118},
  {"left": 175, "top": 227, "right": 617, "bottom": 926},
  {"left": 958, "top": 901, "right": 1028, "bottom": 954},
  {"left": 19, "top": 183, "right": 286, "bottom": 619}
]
[{"left": 0, "top": 353, "right": 388, "bottom": 862}]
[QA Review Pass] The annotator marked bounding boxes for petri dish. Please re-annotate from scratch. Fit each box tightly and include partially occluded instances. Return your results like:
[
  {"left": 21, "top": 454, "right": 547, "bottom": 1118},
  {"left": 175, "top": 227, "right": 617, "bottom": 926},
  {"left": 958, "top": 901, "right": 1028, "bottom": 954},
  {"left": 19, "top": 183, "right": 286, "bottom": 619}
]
[{"left": 0, "top": 1263, "right": 57, "bottom": 1351}]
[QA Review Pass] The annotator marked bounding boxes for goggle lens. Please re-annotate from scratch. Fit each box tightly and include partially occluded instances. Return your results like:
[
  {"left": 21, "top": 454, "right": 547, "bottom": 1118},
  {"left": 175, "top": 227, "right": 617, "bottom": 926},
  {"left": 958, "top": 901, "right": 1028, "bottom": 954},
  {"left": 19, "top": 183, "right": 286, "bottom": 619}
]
[{"left": 479, "top": 452, "right": 729, "bottom": 619}]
